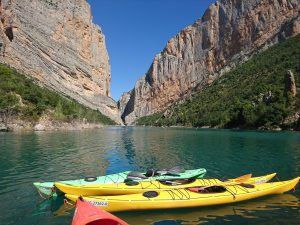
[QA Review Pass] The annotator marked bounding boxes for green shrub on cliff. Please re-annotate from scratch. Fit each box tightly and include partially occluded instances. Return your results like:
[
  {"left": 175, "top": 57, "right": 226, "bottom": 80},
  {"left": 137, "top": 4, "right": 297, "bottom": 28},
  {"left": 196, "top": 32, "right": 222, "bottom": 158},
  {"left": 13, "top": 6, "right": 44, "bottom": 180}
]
[
  {"left": 0, "top": 65, "right": 116, "bottom": 125},
  {"left": 137, "top": 34, "right": 300, "bottom": 130}
]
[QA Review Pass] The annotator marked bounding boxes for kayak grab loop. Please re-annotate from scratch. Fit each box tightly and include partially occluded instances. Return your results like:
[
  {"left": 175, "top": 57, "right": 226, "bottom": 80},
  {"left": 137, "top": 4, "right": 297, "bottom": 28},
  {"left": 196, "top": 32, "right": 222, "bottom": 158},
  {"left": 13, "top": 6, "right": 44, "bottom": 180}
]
[
  {"left": 84, "top": 176, "right": 97, "bottom": 182},
  {"left": 143, "top": 191, "right": 159, "bottom": 198}
]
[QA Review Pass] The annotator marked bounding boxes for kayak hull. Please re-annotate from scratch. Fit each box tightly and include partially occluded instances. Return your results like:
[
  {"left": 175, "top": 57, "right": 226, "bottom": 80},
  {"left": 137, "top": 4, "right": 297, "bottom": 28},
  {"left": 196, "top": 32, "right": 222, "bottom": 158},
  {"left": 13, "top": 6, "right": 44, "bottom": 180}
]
[
  {"left": 56, "top": 173, "right": 276, "bottom": 196},
  {"left": 35, "top": 168, "right": 206, "bottom": 197},
  {"left": 66, "top": 177, "right": 299, "bottom": 212}
]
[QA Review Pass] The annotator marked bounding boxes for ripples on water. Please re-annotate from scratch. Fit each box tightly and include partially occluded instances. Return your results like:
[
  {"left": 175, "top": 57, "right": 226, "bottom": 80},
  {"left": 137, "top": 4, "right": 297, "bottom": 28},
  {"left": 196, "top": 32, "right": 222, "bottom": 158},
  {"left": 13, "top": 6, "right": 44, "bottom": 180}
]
[{"left": 0, "top": 127, "right": 299, "bottom": 225}]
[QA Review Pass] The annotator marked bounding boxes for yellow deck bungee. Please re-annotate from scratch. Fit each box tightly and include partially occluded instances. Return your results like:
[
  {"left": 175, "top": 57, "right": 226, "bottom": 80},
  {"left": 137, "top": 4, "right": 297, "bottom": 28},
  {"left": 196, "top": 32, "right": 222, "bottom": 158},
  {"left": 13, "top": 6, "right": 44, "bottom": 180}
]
[
  {"left": 55, "top": 173, "right": 276, "bottom": 196},
  {"left": 65, "top": 177, "right": 299, "bottom": 212}
]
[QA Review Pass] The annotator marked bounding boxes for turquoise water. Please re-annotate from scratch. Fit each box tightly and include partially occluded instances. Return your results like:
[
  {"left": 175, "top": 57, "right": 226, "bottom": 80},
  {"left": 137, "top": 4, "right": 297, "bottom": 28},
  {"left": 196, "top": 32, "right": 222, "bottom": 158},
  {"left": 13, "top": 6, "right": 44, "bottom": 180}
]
[{"left": 0, "top": 127, "right": 299, "bottom": 225}]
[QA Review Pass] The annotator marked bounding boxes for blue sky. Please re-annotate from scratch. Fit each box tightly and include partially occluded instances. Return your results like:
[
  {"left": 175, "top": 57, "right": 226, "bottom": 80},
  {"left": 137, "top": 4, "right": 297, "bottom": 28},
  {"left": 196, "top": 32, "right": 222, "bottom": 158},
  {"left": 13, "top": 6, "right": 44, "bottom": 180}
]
[{"left": 87, "top": 0, "right": 216, "bottom": 101}]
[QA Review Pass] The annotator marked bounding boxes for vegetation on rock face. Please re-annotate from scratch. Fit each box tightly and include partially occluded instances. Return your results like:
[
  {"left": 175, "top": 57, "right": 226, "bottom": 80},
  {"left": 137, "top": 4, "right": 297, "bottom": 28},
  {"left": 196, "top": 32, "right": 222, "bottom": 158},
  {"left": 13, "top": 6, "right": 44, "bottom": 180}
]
[
  {"left": 137, "top": 35, "right": 300, "bottom": 130},
  {"left": 0, "top": 64, "right": 116, "bottom": 125}
]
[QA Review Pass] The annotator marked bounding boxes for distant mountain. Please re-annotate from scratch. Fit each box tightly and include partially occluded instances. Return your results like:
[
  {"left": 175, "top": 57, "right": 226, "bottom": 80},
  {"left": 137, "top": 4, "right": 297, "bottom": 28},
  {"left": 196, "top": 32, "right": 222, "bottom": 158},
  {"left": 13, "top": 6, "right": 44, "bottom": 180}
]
[
  {"left": 136, "top": 34, "right": 300, "bottom": 130},
  {"left": 120, "top": 0, "right": 300, "bottom": 125},
  {"left": 0, "top": 0, "right": 121, "bottom": 123}
]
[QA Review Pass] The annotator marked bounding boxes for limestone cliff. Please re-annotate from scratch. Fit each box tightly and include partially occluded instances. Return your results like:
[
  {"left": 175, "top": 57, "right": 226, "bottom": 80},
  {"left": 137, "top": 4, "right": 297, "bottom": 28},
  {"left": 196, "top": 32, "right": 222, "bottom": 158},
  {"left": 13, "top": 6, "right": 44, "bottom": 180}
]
[
  {"left": 0, "top": 0, "right": 121, "bottom": 123},
  {"left": 121, "top": 0, "right": 300, "bottom": 124}
]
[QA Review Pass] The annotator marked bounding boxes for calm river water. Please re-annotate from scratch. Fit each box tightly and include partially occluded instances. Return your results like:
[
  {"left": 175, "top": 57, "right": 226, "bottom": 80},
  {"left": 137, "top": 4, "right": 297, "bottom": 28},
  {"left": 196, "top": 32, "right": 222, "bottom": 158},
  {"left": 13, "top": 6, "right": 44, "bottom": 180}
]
[{"left": 0, "top": 127, "right": 299, "bottom": 225}]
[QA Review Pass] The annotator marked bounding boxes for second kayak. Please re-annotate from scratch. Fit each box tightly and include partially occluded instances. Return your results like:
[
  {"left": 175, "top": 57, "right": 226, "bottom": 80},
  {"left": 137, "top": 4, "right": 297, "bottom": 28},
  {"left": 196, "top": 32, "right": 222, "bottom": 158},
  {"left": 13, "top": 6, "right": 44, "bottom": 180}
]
[
  {"left": 55, "top": 173, "right": 276, "bottom": 196},
  {"left": 66, "top": 177, "right": 299, "bottom": 212},
  {"left": 34, "top": 167, "right": 206, "bottom": 197}
]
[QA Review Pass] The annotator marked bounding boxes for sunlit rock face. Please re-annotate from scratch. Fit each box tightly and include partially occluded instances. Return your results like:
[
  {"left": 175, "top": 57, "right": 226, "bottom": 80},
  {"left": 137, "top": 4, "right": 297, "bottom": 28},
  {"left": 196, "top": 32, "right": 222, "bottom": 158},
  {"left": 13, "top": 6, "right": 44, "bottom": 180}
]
[
  {"left": 121, "top": 0, "right": 300, "bottom": 125},
  {"left": 0, "top": 0, "right": 121, "bottom": 123}
]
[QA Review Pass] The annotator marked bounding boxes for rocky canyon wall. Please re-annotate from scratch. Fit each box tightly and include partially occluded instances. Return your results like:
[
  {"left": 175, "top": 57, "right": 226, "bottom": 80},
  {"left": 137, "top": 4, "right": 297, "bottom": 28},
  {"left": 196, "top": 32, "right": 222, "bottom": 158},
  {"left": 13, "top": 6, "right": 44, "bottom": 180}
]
[
  {"left": 121, "top": 0, "right": 300, "bottom": 124},
  {"left": 0, "top": 0, "right": 121, "bottom": 123}
]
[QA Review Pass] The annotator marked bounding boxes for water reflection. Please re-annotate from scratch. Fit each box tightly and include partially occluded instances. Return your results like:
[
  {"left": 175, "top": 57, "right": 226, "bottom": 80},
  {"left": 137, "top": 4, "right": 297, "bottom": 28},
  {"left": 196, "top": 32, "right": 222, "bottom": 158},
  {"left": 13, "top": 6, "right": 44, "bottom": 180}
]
[{"left": 32, "top": 196, "right": 67, "bottom": 217}]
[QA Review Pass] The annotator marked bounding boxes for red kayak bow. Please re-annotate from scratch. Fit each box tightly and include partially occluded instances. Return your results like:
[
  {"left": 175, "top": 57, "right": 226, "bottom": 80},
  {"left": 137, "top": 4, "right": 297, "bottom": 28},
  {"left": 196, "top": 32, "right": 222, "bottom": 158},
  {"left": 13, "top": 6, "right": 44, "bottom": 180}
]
[{"left": 72, "top": 196, "right": 129, "bottom": 225}]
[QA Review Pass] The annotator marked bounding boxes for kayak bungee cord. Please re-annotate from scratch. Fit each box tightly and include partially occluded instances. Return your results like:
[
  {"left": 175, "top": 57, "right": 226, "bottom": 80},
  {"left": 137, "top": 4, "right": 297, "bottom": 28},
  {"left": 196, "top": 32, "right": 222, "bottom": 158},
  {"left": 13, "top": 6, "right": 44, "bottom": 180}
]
[
  {"left": 141, "top": 179, "right": 162, "bottom": 190},
  {"left": 175, "top": 188, "right": 191, "bottom": 199},
  {"left": 103, "top": 172, "right": 128, "bottom": 184},
  {"left": 225, "top": 184, "right": 258, "bottom": 200},
  {"left": 128, "top": 179, "right": 165, "bottom": 190},
  {"left": 165, "top": 189, "right": 191, "bottom": 200},
  {"left": 197, "top": 178, "right": 220, "bottom": 187}
]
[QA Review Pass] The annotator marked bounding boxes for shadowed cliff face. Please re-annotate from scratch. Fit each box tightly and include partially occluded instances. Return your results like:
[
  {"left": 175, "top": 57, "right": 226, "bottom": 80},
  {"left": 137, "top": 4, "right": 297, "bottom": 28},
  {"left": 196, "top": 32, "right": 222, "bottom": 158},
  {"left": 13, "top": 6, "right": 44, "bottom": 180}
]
[
  {"left": 120, "top": 0, "right": 300, "bottom": 125},
  {"left": 0, "top": 0, "right": 121, "bottom": 123}
]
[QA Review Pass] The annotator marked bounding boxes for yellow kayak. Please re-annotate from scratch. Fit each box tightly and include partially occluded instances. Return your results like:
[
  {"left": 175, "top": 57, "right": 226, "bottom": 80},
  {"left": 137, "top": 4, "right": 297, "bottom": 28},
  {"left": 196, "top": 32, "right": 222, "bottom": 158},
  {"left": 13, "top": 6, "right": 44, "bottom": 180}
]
[
  {"left": 55, "top": 173, "right": 276, "bottom": 196},
  {"left": 65, "top": 177, "right": 299, "bottom": 212},
  {"left": 116, "top": 194, "right": 299, "bottom": 225}
]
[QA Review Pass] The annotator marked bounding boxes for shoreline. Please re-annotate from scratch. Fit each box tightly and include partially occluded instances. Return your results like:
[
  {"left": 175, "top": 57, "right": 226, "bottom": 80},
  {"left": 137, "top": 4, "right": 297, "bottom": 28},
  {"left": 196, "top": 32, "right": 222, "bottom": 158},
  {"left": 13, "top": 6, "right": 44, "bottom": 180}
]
[
  {"left": 134, "top": 124, "right": 299, "bottom": 132},
  {"left": 1, "top": 121, "right": 298, "bottom": 132},
  {"left": 0, "top": 119, "right": 106, "bottom": 132}
]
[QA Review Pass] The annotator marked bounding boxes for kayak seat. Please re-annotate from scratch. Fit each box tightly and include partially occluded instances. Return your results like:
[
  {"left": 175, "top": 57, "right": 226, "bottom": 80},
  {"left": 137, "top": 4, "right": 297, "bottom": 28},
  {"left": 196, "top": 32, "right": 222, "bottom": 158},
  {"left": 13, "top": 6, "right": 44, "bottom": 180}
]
[
  {"left": 187, "top": 185, "right": 227, "bottom": 193},
  {"left": 159, "top": 178, "right": 196, "bottom": 186}
]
